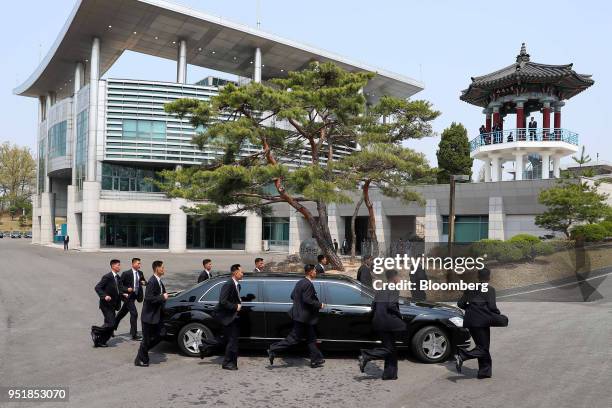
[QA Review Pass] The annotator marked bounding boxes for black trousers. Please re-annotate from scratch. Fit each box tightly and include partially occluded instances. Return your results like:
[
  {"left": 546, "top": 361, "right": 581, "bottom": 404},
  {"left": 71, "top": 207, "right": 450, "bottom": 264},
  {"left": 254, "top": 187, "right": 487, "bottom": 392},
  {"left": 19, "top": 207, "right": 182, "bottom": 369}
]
[
  {"left": 269, "top": 321, "right": 324, "bottom": 364},
  {"left": 115, "top": 298, "right": 138, "bottom": 336},
  {"left": 361, "top": 331, "right": 398, "bottom": 379},
  {"left": 137, "top": 322, "right": 162, "bottom": 364},
  {"left": 63, "top": 241, "right": 68, "bottom": 250},
  {"left": 201, "top": 320, "right": 240, "bottom": 366},
  {"left": 458, "top": 327, "right": 492, "bottom": 377},
  {"left": 92, "top": 305, "right": 117, "bottom": 345}
]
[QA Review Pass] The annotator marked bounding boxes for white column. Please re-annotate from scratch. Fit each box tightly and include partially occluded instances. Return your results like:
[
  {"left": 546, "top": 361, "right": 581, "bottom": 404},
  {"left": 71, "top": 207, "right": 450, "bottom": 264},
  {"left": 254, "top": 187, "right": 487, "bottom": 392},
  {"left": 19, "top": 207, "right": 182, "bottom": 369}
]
[
  {"left": 67, "top": 62, "right": 84, "bottom": 249},
  {"left": 66, "top": 186, "right": 79, "bottom": 248},
  {"left": 80, "top": 181, "right": 100, "bottom": 251},
  {"left": 424, "top": 199, "right": 441, "bottom": 243},
  {"left": 541, "top": 153, "right": 550, "bottom": 179},
  {"left": 488, "top": 197, "right": 505, "bottom": 240},
  {"left": 484, "top": 158, "right": 491, "bottom": 182},
  {"left": 491, "top": 156, "right": 500, "bottom": 182},
  {"left": 515, "top": 153, "right": 524, "bottom": 181},
  {"left": 552, "top": 156, "right": 561, "bottom": 178},
  {"left": 253, "top": 47, "right": 262, "bottom": 83},
  {"left": 327, "top": 204, "right": 346, "bottom": 245},
  {"left": 373, "top": 201, "right": 391, "bottom": 256},
  {"left": 38, "top": 95, "right": 46, "bottom": 122},
  {"left": 245, "top": 212, "right": 263, "bottom": 253},
  {"left": 289, "top": 212, "right": 311, "bottom": 254},
  {"left": 40, "top": 192, "right": 54, "bottom": 245},
  {"left": 31, "top": 206, "right": 41, "bottom": 244},
  {"left": 176, "top": 39, "right": 187, "bottom": 84},
  {"left": 87, "top": 37, "right": 100, "bottom": 182},
  {"left": 169, "top": 198, "right": 187, "bottom": 253}
]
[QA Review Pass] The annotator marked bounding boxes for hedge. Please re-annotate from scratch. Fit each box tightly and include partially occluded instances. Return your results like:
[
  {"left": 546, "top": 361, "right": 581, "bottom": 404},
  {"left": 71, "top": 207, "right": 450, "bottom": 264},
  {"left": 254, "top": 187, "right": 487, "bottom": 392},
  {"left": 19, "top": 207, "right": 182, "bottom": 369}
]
[{"left": 570, "top": 224, "right": 608, "bottom": 242}]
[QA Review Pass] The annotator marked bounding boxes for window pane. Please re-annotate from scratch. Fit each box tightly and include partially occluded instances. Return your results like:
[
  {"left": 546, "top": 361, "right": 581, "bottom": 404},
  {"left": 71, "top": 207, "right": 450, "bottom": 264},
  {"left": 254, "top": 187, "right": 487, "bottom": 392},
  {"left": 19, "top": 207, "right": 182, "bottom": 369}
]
[
  {"left": 123, "top": 119, "right": 137, "bottom": 132},
  {"left": 263, "top": 280, "right": 298, "bottom": 303},
  {"left": 201, "top": 282, "right": 223, "bottom": 301},
  {"left": 238, "top": 281, "right": 259, "bottom": 302},
  {"left": 326, "top": 283, "right": 372, "bottom": 306}
]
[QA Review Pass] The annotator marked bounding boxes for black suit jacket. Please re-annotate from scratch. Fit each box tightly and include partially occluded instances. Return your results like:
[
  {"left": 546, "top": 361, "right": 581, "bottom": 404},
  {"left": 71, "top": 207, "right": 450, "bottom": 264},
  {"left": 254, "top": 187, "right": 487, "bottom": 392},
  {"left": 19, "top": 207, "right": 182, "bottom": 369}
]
[
  {"left": 356, "top": 265, "right": 373, "bottom": 287},
  {"left": 141, "top": 276, "right": 167, "bottom": 325},
  {"left": 289, "top": 278, "right": 322, "bottom": 325},
  {"left": 214, "top": 278, "right": 241, "bottom": 326},
  {"left": 197, "top": 269, "right": 212, "bottom": 283},
  {"left": 371, "top": 289, "right": 405, "bottom": 332},
  {"left": 457, "top": 286, "right": 500, "bottom": 328},
  {"left": 94, "top": 272, "right": 126, "bottom": 311},
  {"left": 120, "top": 269, "right": 146, "bottom": 302},
  {"left": 315, "top": 264, "right": 325, "bottom": 275}
]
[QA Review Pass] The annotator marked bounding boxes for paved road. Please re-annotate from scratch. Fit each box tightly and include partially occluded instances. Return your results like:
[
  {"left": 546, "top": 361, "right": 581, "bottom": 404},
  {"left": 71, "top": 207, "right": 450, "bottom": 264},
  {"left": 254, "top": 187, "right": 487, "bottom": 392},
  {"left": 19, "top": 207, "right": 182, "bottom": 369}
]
[{"left": 0, "top": 239, "right": 610, "bottom": 408}]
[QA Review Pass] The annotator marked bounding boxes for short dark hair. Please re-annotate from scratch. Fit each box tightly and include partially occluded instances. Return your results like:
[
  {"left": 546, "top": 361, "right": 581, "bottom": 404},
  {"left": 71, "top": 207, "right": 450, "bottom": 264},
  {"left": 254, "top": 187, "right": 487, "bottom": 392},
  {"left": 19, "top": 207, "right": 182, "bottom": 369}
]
[
  {"left": 385, "top": 269, "right": 399, "bottom": 280},
  {"left": 478, "top": 267, "right": 491, "bottom": 282},
  {"left": 230, "top": 264, "right": 241, "bottom": 273},
  {"left": 317, "top": 255, "right": 326, "bottom": 263},
  {"left": 304, "top": 264, "right": 315, "bottom": 274},
  {"left": 131, "top": 257, "right": 141, "bottom": 264},
  {"left": 152, "top": 260, "right": 163, "bottom": 271},
  {"left": 202, "top": 258, "right": 211, "bottom": 266},
  {"left": 363, "top": 255, "right": 373, "bottom": 262},
  {"left": 110, "top": 259, "right": 120, "bottom": 267},
  {"left": 254, "top": 257, "right": 263, "bottom": 263}
]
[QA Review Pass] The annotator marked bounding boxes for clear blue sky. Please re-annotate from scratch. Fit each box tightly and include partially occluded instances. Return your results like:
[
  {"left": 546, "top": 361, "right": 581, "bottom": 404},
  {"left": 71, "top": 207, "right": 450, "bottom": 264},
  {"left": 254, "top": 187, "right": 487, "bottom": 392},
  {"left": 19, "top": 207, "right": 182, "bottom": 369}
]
[{"left": 2, "top": 0, "right": 610, "bottom": 171}]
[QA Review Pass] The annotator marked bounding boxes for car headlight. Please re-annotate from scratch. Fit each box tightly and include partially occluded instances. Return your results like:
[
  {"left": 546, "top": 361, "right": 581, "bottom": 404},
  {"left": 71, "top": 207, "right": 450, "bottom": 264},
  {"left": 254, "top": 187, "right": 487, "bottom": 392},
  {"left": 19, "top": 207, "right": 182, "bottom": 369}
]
[{"left": 449, "top": 316, "right": 463, "bottom": 327}]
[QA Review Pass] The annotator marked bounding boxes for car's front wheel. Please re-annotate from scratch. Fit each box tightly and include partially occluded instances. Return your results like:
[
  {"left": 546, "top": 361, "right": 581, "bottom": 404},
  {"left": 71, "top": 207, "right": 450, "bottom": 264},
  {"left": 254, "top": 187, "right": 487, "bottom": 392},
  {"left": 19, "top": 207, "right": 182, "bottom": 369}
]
[
  {"left": 177, "top": 322, "right": 213, "bottom": 357},
  {"left": 411, "top": 325, "right": 450, "bottom": 363}
]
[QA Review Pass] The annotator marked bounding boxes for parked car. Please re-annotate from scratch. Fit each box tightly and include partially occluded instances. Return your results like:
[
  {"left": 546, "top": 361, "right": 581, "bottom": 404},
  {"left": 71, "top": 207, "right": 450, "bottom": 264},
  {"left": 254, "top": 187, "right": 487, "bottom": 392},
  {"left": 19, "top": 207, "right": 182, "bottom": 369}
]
[
  {"left": 10, "top": 232, "right": 21, "bottom": 238},
  {"left": 161, "top": 273, "right": 470, "bottom": 364},
  {"left": 0, "top": 232, "right": 4, "bottom": 238},
  {"left": 24, "top": 231, "right": 32, "bottom": 239}
]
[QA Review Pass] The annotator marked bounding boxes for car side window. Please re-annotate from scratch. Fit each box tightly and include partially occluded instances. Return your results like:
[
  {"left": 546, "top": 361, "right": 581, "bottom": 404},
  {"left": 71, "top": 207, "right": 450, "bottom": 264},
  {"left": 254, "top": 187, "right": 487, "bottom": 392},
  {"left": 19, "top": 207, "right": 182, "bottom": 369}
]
[
  {"left": 238, "top": 280, "right": 259, "bottom": 303},
  {"left": 263, "top": 280, "right": 298, "bottom": 303},
  {"left": 200, "top": 282, "right": 223, "bottom": 302},
  {"left": 325, "top": 282, "right": 373, "bottom": 306}
]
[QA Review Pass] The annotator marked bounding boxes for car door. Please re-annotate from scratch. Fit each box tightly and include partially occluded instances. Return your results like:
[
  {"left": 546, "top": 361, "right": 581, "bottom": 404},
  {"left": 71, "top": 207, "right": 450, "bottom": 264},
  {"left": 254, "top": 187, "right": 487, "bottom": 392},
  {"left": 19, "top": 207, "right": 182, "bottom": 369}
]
[
  {"left": 318, "top": 281, "right": 376, "bottom": 343},
  {"left": 262, "top": 279, "right": 299, "bottom": 340}
]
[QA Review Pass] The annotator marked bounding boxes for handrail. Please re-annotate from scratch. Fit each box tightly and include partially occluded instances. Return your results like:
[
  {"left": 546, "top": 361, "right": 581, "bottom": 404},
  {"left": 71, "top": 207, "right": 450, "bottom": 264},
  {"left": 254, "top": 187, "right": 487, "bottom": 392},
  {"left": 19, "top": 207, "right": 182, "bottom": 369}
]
[{"left": 470, "top": 128, "right": 579, "bottom": 151}]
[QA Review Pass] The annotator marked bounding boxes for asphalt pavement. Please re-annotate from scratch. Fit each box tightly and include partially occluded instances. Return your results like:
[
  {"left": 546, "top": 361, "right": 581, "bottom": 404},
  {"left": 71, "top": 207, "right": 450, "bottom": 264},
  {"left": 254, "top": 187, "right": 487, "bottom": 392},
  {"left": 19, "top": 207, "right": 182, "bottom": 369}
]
[{"left": 0, "top": 239, "right": 610, "bottom": 408}]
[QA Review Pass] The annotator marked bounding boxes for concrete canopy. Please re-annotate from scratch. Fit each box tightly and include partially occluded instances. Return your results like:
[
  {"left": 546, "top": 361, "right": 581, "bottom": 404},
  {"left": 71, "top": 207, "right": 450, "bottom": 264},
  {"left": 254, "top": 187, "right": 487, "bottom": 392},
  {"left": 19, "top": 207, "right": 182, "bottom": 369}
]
[{"left": 14, "top": 0, "right": 424, "bottom": 103}]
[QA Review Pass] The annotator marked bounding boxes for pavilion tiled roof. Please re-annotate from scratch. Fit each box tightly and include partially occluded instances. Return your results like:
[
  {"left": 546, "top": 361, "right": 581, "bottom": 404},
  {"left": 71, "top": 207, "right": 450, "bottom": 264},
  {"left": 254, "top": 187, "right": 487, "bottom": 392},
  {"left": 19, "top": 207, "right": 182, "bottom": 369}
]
[{"left": 461, "top": 43, "right": 594, "bottom": 107}]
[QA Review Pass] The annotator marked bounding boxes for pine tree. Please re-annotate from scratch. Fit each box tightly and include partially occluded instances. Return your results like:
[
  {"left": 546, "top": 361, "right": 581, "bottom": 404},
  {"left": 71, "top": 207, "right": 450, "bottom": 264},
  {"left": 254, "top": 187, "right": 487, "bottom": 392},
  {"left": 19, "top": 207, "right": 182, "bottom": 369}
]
[{"left": 436, "top": 122, "right": 473, "bottom": 183}]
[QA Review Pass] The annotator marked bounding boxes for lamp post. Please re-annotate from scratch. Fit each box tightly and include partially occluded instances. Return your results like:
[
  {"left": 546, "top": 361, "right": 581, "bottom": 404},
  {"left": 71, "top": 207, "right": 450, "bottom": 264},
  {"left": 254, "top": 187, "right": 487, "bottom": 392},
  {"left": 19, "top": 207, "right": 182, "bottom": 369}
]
[{"left": 448, "top": 174, "right": 470, "bottom": 259}]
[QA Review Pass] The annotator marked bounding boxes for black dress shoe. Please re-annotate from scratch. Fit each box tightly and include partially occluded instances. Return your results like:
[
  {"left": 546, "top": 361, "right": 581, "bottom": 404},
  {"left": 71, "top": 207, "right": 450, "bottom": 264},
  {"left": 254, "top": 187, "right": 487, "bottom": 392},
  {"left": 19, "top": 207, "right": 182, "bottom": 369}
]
[
  {"left": 267, "top": 349, "right": 275, "bottom": 366},
  {"left": 477, "top": 374, "right": 491, "bottom": 379},
  {"left": 454, "top": 354, "right": 463, "bottom": 373},
  {"left": 222, "top": 364, "right": 238, "bottom": 371},
  {"left": 310, "top": 360, "right": 325, "bottom": 369},
  {"left": 134, "top": 358, "right": 149, "bottom": 367},
  {"left": 132, "top": 334, "right": 142, "bottom": 341},
  {"left": 94, "top": 343, "right": 108, "bottom": 348},
  {"left": 382, "top": 376, "right": 398, "bottom": 381},
  {"left": 358, "top": 354, "right": 368, "bottom": 373}
]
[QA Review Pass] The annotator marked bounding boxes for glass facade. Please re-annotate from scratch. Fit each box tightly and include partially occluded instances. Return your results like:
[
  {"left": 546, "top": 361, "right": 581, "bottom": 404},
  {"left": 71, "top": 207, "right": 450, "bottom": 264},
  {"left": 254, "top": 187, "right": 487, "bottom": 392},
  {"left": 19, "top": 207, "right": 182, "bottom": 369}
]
[
  {"left": 442, "top": 215, "right": 488, "bottom": 242},
  {"left": 101, "top": 213, "right": 169, "bottom": 248},
  {"left": 187, "top": 216, "right": 246, "bottom": 249},
  {"left": 37, "top": 142, "right": 45, "bottom": 194},
  {"left": 262, "top": 217, "right": 289, "bottom": 247},
  {"left": 101, "top": 162, "right": 162, "bottom": 192},
  {"left": 75, "top": 110, "right": 87, "bottom": 191},
  {"left": 48, "top": 120, "right": 67, "bottom": 158},
  {"left": 122, "top": 119, "right": 166, "bottom": 140}
]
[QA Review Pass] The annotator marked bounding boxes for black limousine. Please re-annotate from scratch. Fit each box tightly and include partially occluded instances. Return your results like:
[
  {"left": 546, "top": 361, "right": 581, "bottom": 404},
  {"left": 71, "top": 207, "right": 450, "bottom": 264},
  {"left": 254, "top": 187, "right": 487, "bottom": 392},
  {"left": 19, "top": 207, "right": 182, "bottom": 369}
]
[{"left": 161, "top": 273, "right": 470, "bottom": 363}]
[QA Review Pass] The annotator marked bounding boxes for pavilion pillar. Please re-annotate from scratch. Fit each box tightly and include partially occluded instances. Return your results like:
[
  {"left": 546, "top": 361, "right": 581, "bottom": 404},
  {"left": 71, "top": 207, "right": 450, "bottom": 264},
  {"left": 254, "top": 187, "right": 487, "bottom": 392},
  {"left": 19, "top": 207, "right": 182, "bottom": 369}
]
[
  {"left": 542, "top": 101, "right": 551, "bottom": 139},
  {"left": 515, "top": 153, "right": 524, "bottom": 181},
  {"left": 253, "top": 47, "right": 262, "bottom": 83},
  {"left": 553, "top": 101, "right": 564, "bottom": 140},
  {"left": 485, "top": 113, "right": 491, "bottom": 132},
  {"left": 484, "top": 158, "right": 491, "bottom": 182},
  {"left": 541, "top": 153, "right": 550, "bottom": 179},
  {"left": 491, "top": 156, "right": 500, "bottom": 182},
  {"left": 177, "top": 39, "right": 187, "bottom": 84}
]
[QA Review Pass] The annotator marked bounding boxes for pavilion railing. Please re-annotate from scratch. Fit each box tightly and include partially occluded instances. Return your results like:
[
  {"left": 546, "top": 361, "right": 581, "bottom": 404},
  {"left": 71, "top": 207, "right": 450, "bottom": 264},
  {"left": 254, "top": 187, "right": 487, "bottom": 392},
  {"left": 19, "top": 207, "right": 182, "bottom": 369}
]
[{"left": 469, "top": 128, "right": 579, "bottom": 151}]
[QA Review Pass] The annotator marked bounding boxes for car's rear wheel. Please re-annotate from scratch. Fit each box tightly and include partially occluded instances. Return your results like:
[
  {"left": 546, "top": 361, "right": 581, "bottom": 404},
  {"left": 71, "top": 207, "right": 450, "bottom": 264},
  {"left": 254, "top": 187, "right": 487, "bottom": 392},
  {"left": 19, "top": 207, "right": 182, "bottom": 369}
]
[
  {"left": 411, "top": 325, "right": 450, "bottom": 363},
  {"left": 177, "top": 322, "right": 213, "bottom": 357}
]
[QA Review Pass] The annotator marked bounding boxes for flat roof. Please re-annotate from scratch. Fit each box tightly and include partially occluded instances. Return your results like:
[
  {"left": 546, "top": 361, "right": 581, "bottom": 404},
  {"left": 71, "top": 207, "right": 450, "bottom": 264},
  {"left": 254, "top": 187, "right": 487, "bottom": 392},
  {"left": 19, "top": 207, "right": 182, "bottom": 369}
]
[{"left": 14, "top": 0, "right": 424, "bottom": 103}]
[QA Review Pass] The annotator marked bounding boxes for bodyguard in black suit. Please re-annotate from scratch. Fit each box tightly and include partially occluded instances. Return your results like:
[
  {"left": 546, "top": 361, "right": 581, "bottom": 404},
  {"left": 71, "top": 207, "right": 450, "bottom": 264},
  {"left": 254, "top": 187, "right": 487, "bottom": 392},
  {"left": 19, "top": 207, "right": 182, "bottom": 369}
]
[
  {"left": 315, "top": 255, "right": 327, "bottom": 275},
  {"left": 114, "top": 257, "right": 147, "bottom": 339},
  {"left": 197, "top": 259, "right": 213, "bottom": 283},
  {"left": 356, "top": 256, "right": 373, "bottom": 288},
  {"left": 454, "top": 267, "right": 500, "bottom": 379},
  {"left": 358, "top": 269, "right": 405, "bottom": 380},
  {"left": 92, "top": 259, "right": 128, "bottom": 347},
  {"left": 200, "top": 264, "right": 244, "bottom": 370},
  {"left": 268, "top": 264, "right": 326, "bottom": 368},
  {"left": 135, "top": 260, "right": 168, "bottom": 367}
]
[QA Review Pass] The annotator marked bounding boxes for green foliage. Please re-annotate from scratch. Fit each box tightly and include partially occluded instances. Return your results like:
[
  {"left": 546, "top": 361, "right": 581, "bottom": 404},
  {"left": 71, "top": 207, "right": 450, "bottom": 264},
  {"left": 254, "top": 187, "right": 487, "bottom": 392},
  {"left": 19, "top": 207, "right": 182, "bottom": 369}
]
[
  {"left": 471, "top": 239, "right": 504, "bottom": 259},
  {"left": 570, "top": 224, "right": 608, "bottom": 242},
  {"left": 472, "top": 236, "right": 566, "bottom": 263},
  {"left": 507, "top": 234, "right": 541, "bottom": 259},
  {"left": 533, "top": 241, "right": 556, "bottom": 256},
  {"left": 571, "top": 145, "right": 591, "bottom": 167},
  {"left": 436, "top": 122, "right": 473, "bottom": 183},
  {"left": 0, "top": 142, "right": 36, "bottom": 213},
  {"left": 599, "top": 220, "right": 612, "bottom": 235},
  {"left": 535, "top": 179, "right": 611, "bottom": 238},
  {"left": 497, "top": 244, "right": 525, "bottom": 263},
  {"left": 508, "top": 234, "right": 540, "bottom": 244}
]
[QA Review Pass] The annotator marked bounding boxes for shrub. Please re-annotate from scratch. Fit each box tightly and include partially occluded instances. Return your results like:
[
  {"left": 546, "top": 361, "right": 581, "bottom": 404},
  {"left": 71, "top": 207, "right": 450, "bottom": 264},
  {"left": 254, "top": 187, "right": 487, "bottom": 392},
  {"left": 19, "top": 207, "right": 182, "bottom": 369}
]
[
  {"left": 497, "top": 244, "right": 524, "bottom": 263},
  {"left": 471, "top": 239, "right": 504, "bottom": 259},
  {"left": 508, "top": 234, "right": 540, "bottom": 259},
  {"left": 570, "top": 224, "right": 607, "bottom": 242},
  {"left": 508, "top": 234, "right": 540, "bottom": 244},
  {"left": 533, "top": 241, "right": 556, "bottom": 256},
  {"left": 599, "top": 220, "right": 612, "bottom": 236}
]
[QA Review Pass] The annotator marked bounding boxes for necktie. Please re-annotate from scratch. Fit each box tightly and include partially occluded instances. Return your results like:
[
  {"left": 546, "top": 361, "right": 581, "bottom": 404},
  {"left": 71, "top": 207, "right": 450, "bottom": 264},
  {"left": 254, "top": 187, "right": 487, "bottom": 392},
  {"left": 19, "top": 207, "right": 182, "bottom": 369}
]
[
  {"left": 134, "top": 272, "right": 139, "bottom": 294},
  {"left": 237, "top": 283, "right": 241, "bottom": 292},
  {"left": 114, "top": 275, "right": 120, "bottom": 293},
  {"left": 160, "top": 280, "right": 166, "bottom": 294}
]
